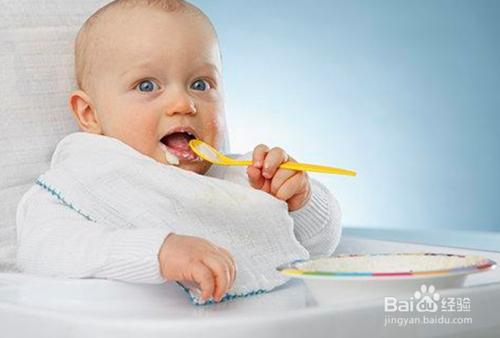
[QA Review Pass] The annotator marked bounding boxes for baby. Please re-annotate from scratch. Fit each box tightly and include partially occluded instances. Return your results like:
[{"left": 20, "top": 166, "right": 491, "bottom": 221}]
[{"left": 16, "top": 0, "right": 341, "bottom": 303}]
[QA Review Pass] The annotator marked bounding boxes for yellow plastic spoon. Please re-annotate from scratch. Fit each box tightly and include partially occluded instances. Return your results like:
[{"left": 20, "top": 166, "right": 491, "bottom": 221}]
[{"left": 189, "top": 139, "right": 357, "bottom": 176}]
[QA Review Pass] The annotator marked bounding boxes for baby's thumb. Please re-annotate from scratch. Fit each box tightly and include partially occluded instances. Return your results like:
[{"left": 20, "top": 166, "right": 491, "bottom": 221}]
[{"left": 247, "top": 166, "right": 265, "bottom": 189}]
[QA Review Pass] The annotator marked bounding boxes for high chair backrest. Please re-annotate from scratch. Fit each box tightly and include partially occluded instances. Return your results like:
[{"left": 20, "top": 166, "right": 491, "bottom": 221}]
[{"left": 0, "top": 0, "right": 110, "bottom": 270}]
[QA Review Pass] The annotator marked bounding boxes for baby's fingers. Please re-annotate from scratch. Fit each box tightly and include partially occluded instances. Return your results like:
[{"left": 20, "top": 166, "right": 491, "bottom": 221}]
[
  {"left": 270, "top": 167, "right": 299, "bottom": 196},
  {"left": 217, "top": 246, "right": 237, "bottom": 288},
  {"left": 247, "top": 166, "right": 272, "bottom": 193},
  {"left": 262, "top": 147, "right": 288, "bottom": 179},
  {"left": 247, "top": 165, "right": 265, "bottom": 189},
  {"left": 203, "top": 255, "right": 230, "bottom": 302},
  {"left": 252, "top": 144, "right": 269, "bottom": 169},
  {"left": 191, "top": 262, "right": 215, "bottom": 302},
  {"left": 276, "top": 171, "right": 307, "bottom": 202}
]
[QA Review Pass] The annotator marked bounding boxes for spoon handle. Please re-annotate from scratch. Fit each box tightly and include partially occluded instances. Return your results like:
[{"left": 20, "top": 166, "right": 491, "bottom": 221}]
[
  {"left": 279, "top": 161, "right": 357, "bottom": 176},
  {"left": 230, "top": 160, "right": 357, "bottom": 176}
]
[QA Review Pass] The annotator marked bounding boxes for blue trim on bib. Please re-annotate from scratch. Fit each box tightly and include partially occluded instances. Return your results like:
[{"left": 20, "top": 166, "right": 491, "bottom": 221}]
[
  {"left": 35, "top": 177, "right": 97, "bottom": 222},
  {"left": 176, "top": 281, "right": 268, "bottom": 306}
]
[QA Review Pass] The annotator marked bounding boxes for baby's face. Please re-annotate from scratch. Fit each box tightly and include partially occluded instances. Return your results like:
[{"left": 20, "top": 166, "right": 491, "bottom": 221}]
[{"left": 80, "top": 7, "right": 225, "bottom": 174}]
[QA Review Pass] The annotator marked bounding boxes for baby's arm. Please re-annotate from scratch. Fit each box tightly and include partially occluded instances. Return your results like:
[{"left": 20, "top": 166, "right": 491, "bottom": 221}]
[
  {"left": 16, "top": 185, "right": 235, "bottom": 301},
  {"left": 16, "top": 185, "right": 170, "bottom": 283},
  {"left": 246, "top": 145, "right": 342, "bottom": 257},
  {"left": 288, "top": 177, "right": 342, "bottom": 257}
]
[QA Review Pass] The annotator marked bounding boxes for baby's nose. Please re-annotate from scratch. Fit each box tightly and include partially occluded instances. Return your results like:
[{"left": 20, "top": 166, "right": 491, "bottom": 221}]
[{"left": 164, "top": 90, "right": 197, "bottom": 116}]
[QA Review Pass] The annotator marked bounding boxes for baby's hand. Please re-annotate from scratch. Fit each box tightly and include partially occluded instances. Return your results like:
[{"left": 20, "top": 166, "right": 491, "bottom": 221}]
[
  {"left": 247, "top": 144, "right": 311, "bottom": 211},
  {"left": 158, "top": 233, "right": 236, "bottom": 302}
]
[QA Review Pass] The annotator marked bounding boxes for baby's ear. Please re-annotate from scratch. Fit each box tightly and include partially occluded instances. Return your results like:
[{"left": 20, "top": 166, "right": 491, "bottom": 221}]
[{"left": 68, "top": 90, "right": 102, "bottom": 134}]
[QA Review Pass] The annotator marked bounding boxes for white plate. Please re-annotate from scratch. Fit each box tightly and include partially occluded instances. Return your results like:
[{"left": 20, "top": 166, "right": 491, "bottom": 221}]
[{"left": 277, "top": 253, "right": 496, "bottom": 305}]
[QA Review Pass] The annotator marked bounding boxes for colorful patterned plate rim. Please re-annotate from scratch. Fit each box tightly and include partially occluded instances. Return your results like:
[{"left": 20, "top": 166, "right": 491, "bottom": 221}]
[{"left": 276, "top": 252, "right": 496, "bottom": 278}]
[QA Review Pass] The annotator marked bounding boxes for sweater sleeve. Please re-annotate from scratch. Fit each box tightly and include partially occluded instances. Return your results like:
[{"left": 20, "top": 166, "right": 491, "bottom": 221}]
[
  {"left": 288, "top": 178, "right": 342, "bottom": 257},
  {"left": 16, "top": 185, "right": 171, "bottom": 284}
]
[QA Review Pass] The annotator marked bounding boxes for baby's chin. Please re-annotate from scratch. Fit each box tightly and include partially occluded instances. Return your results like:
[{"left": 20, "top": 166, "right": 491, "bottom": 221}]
[{"left": 175, "top": 160, "right": 212, "bottom": 175}]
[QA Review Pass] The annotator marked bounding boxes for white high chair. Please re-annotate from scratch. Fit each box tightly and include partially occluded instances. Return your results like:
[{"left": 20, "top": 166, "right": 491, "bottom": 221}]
[{"left": 1, "top": 1, "right": 499, "bottom": 337}]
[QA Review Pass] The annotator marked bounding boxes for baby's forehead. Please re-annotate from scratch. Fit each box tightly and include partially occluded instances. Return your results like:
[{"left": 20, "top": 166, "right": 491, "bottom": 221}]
[
  {"left": 109, "top": 15, "right": 217, "bottom": 66},
  {"left": 90, "top": 5, "right": 215, "bottom": 48},
  {"left": 76, "top": 3, "right": 219, "bottom": 90}
]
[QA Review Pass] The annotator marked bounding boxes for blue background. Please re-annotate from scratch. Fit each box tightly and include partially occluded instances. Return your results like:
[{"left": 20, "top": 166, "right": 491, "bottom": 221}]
[{"left": 192, "top": 0, "right": 500, "bottom": 232}]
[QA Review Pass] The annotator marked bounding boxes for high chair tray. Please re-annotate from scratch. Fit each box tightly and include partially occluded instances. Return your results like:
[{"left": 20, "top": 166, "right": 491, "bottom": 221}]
[{"left": 1, "top": 235, "right": 499, "bottom": 338}]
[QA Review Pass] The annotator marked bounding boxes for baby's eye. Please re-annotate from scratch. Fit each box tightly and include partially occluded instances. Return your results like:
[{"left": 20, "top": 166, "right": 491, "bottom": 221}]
[
  {"left": 135, "top": 79, "right": 159, "bottom": 92},
  {"left": 190, "top": 79, "right": 211, "bottom": 91}
]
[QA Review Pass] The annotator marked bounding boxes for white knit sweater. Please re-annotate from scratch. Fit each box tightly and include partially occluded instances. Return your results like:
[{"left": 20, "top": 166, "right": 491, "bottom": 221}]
[{"left": 16, "top": 151, "right": 342, "bottom": 284}]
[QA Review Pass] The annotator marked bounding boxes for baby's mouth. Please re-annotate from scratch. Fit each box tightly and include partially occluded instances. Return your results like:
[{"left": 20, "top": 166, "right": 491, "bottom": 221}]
[{"left": 160, "top": 129, "right": 201, "bottom": 163}]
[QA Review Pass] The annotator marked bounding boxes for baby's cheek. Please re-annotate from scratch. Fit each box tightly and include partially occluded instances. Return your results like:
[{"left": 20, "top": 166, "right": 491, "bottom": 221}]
[{"left": 121, "top": 113, "right": 159, "bottom": 153}]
